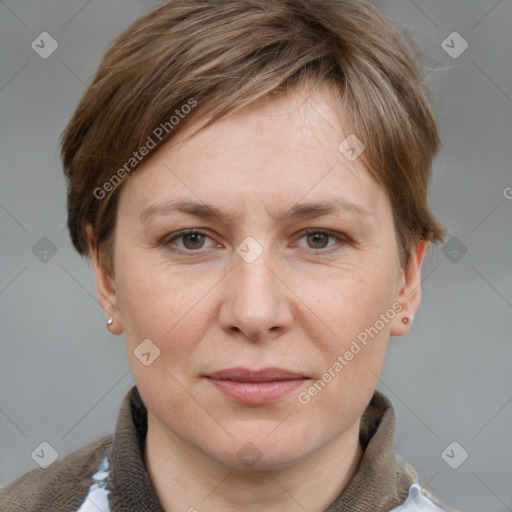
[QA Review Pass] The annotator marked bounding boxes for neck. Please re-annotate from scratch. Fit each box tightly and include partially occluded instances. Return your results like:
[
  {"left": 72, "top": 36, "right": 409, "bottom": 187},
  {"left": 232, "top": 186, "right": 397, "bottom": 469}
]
[{"left": 144, "top": 415, "right": 363, "bottom": 512}]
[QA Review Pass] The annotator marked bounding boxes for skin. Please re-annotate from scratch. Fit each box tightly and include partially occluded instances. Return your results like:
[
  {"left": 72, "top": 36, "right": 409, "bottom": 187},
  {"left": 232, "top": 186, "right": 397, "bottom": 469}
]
[{"left": 86, "top": 83, "right": 428, "bottom": 512}]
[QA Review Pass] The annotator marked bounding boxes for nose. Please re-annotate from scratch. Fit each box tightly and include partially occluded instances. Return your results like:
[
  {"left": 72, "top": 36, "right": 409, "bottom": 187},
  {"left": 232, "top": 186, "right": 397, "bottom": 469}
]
[{"left": 218, "top": 246, "right": 294, "bottom": 341}]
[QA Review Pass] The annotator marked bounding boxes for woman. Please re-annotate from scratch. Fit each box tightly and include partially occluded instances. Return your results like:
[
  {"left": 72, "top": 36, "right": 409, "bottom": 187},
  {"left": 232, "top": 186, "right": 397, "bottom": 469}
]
[{"left": 0, "top": 0, "right": 455, "bottom": 510}]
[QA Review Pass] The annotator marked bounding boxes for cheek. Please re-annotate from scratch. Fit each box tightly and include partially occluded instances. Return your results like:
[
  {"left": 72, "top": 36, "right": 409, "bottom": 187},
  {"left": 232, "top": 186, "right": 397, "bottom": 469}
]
[
  {"left": 299, "top": 258, "right": 397, "bottom": 351},
  {"left": 297, "top": 283, "right": 390, "bottom": 426},
  {"left": 116, "top": 252, "right": 178, "bottom": 328},
  {"left": 115, "top": 253, "right": 218, "bottom": 367},
  {"left": 293, "top": 259, "right": 396, "bottom": 412}
]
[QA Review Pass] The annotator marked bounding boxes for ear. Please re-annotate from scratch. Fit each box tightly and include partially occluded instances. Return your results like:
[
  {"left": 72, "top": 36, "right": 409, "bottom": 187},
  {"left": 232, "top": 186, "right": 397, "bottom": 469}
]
[
  {"left": 85, "top": 224, "right": 123, "bottom": 334},
  {"left": 389, "top": 240, "right": 429, "bottom": 337}
]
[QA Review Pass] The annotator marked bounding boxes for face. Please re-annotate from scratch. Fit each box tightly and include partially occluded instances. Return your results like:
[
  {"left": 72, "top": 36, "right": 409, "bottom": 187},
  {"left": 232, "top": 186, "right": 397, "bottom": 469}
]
[{"left": 89, "top": 84, "right": 426, "bottom": 471}]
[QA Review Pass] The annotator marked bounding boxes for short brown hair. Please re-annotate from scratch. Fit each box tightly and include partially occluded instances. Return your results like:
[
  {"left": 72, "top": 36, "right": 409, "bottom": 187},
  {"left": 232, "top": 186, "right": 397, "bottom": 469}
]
[{"left": 61, "top": 0, "right": 447, "bottom": 275}]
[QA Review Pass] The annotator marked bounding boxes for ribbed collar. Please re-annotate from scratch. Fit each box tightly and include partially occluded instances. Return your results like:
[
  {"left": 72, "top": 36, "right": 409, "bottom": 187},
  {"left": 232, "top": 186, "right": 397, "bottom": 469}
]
[
  {"left": 325, "top": 390, "right": 417, "bottom": 511},
  {"left": 108, "top": 386, "right": 416, "bottom": 512},
  {"left": 109, "top": 386, "right": 164, "bottom": 511}
]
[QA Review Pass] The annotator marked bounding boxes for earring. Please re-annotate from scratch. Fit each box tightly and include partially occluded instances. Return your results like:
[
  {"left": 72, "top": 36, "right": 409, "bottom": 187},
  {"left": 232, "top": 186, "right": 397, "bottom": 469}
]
[
  {"left": 402, "top": 317, "right": 409, "bottom": 324},
  {"left": 106, "top": 316, "right": 113, "bottom": 327}
]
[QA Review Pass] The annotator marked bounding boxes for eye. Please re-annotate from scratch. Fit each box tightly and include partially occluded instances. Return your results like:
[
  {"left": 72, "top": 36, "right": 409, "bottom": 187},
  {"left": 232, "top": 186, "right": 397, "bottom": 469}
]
[
  {"left": 164, "top": 229, "right": 216, "bottom": 252},
  {"left": 295, "top": 229, "right": 347, "bottom": 252}
]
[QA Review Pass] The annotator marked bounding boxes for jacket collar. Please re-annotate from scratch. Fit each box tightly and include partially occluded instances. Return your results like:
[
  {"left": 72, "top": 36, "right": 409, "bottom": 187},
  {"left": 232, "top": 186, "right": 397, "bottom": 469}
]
[
  {"left": 108, "top": 386, "right": 416, "bottom": 511},
  {"left": 109, "top": 386, "right": 165, "bottom": 511},
  {"left": 325, "top": 390, "right": 417, "bottom": 511}
]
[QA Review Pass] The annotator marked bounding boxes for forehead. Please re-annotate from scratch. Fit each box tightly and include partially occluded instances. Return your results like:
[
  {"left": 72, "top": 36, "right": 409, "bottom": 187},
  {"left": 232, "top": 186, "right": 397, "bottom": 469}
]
[{"left": 118, "top": 85, "right": 388, "bottom": 222}]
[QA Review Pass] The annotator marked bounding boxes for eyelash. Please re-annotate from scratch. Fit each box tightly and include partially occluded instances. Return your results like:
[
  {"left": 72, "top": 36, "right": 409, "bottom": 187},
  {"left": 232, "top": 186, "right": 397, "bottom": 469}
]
[{"left": 163, "top": 228, "right": 349, "bottom": 256}]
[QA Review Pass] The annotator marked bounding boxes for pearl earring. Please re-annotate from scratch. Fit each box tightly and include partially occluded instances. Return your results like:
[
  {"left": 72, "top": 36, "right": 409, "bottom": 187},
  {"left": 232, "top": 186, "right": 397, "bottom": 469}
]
[{"left": 106, "top": 316, "right": 113, "bottom": 327}]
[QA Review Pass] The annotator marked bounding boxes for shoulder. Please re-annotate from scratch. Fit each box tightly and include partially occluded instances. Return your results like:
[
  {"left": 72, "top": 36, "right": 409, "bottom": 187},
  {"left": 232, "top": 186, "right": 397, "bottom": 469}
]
[{"left": 0, "top": 435, "right": 112, "bottom": 512}]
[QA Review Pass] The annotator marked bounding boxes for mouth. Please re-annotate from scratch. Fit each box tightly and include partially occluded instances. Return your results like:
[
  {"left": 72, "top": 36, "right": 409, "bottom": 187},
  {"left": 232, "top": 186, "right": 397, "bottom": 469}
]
[{"left": 203, "top": 367, "right": 309, "bottom": 404}]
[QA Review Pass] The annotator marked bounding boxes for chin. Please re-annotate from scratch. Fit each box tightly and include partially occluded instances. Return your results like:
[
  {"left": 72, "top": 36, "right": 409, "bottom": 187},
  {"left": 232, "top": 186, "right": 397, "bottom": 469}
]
[
  {"left": 206, "top": 423, "right": 318, "bottom": 471},
  {"left": 218, "top": 445, "right": 313, "bottom": 472}
]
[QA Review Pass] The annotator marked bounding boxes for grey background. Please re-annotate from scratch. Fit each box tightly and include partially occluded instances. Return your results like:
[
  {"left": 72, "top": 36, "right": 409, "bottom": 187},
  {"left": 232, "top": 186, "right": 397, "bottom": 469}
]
[{"left": 1, "top": 1, "right": 511, "bottom": 511}]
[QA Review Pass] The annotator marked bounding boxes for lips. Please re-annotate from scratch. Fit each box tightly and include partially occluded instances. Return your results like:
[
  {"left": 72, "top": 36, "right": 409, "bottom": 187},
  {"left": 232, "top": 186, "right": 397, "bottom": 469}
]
[
  {"left": 204, "top": 367, "right": 308, "bottom": 404},
  {"left": 207, "top": 367, "right": 307, "bottom": 382}
]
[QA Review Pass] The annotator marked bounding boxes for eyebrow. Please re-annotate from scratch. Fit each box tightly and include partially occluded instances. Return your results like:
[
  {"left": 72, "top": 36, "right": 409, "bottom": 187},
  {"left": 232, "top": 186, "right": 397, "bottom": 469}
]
[{"left": 139, "top": 197, "right": 372, "bottom": 224}]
